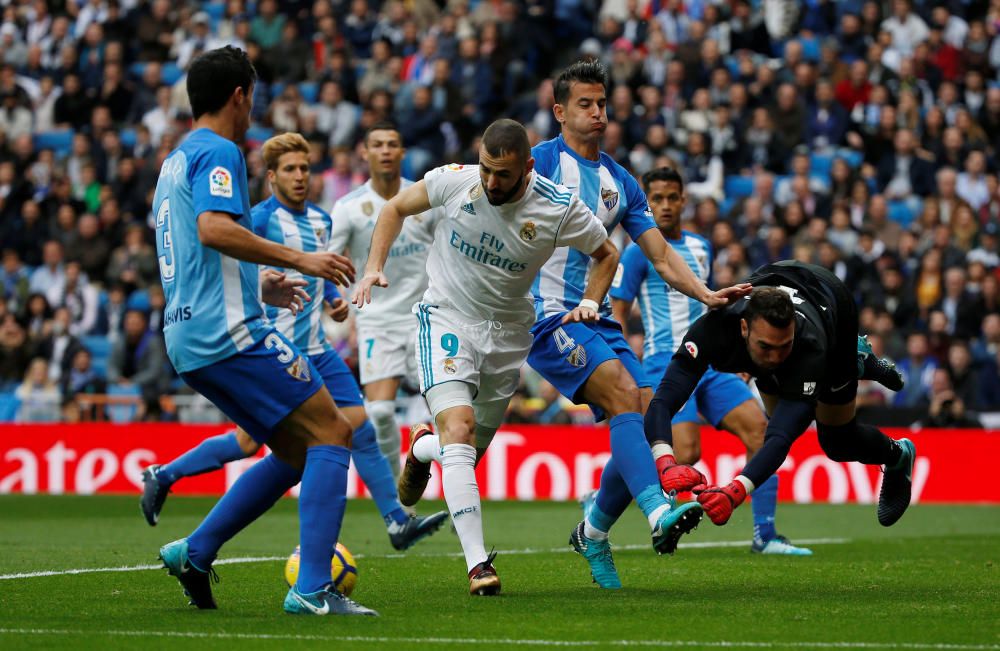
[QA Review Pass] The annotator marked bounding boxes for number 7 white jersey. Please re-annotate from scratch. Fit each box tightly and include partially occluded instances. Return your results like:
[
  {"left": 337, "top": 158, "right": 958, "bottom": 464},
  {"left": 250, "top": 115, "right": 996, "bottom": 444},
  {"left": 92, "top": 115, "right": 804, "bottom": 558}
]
[
  {"left": 421, "top": 164, "right": 608, "bottom": 328},
  {"left": 328, "top": 179, "right": 441, "bottom": 330}
]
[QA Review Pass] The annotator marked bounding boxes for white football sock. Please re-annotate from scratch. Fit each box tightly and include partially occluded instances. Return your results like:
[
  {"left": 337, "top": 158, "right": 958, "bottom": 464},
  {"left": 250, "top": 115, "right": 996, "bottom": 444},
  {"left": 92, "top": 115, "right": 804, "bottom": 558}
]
[
  {"left": 583, "top": 518, "right": 609, "bottom": 541},
  {"left": 412, "top": 433, "right": 442, "bottom": 463},
  {"left": 651, "top": 442, "right": 674, "bottom": 460},
  {"left": 441, "top": 443, "right": 487, "bottom": 572},
  {"left": 367, "top": 400, "right": 402, "bottom": 484}
]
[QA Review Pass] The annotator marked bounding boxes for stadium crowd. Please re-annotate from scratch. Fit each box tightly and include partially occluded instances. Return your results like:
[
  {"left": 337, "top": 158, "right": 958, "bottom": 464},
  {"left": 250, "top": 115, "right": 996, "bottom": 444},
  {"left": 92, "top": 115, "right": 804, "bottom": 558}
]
[{"left": 2, "top": 0, "right": 1000, "bottom": 426}]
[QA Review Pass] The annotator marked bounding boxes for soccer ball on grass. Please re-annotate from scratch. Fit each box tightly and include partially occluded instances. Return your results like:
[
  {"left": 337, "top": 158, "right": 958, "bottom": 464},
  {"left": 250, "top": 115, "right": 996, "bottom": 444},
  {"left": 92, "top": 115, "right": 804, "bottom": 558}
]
[{"left": 284, "top": 542, "right": 358, "bottom": 596}]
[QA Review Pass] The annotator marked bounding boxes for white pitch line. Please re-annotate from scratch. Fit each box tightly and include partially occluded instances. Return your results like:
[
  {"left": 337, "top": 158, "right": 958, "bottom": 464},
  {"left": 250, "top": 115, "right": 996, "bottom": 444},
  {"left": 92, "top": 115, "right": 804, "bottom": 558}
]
[
  {"left": 0, "top": 538, "right": 849, "bottom": 581},
  {"left": 0, "top": 628, "right": 995, "bottom": 650}
]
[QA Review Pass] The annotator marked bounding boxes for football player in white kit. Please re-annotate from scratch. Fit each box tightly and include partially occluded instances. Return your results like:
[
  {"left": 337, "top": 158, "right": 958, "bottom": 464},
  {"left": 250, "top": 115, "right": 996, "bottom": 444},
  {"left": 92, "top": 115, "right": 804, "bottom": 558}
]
[
  {"left": 328, "top": 122, "right": 440, "bottom": 484},
  {"left": 353, "top": 119, "right": 615, "bottom": 596}
]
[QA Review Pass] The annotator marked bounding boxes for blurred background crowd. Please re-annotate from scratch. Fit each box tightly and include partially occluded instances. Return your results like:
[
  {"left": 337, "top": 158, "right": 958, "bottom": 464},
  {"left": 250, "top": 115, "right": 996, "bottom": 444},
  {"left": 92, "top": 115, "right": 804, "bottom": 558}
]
[{"left": 2, "top": 0, "right": 1000, "bottom": 428}]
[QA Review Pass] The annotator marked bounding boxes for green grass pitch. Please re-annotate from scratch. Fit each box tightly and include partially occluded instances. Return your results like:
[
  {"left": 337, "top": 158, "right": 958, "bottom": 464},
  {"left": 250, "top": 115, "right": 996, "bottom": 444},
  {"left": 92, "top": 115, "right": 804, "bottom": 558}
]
[{"left": 0, "top": 495, "right": 997, "bottom": 650}]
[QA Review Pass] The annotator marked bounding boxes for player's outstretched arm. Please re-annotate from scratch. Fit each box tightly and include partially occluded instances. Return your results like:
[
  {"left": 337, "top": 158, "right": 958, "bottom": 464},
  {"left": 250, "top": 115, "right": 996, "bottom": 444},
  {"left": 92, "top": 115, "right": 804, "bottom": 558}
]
[
  {"left": 635, "top": 229, "right": 751, "bottom": 308},
  {"left": 562, "top": 239, "right": 619, "bottom": 324},
  {"left": 198, "top": 211, "right": 355, "bottom": 286},
  {"left": 352, "top": 180, "right": 433, "bottom": 307}
]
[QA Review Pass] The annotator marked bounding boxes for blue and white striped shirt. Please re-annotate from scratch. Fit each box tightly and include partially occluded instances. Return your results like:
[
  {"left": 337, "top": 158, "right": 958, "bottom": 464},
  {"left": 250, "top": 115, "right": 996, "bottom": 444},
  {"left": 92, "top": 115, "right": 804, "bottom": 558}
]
[
  {"left": 251, "top": 195, "right": 335, "bottom": 356},
  {"left": 530, "top": 135, "right": 656, "bottom": 319},
  {"left": 610, "top": 233, "right": 713, "bottom": 358}
]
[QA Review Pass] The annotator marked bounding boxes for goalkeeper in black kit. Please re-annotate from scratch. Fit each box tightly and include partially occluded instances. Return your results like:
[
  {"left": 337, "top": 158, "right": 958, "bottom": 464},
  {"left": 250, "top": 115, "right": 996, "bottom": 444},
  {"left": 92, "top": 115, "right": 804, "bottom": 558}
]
[{"left": 645, "top": 261, "right": 916, "bottom": 527}]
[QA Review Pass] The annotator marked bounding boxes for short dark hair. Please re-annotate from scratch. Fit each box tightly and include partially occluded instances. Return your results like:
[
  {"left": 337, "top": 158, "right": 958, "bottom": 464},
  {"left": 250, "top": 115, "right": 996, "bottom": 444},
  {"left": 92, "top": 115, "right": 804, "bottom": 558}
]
[
  {"left": 481, "top": 118, "right": 530, "bottom": 162},
  {"left": 554, "top": 59, "right": 608, "bottom": 105},
  {"left": 187, "top": 46, "right": 257, "bottom": 119},
  {"left": 744, "top": 287, "right": 795, "bottom": 329},
  {"left": 365, "top": 120, "right": 402, "bottom": 145},
  {"left": 641, "top": 167, "right": 685, "bottom": 193}
]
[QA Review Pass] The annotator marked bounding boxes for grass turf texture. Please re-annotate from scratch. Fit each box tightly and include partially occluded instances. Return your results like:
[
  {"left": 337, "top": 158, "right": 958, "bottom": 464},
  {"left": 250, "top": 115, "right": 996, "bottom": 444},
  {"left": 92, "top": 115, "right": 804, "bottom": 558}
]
[{"left": 0, "top": 496, "right": 997, "bottom": 650}]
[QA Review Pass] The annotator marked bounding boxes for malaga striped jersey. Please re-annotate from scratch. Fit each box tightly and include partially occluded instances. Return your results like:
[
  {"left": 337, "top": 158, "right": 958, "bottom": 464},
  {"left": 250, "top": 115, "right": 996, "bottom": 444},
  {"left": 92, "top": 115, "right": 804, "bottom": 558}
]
[
  {"left": 530, "top": 135, "right": 657, "bottom": 319},
  {"left": 152, "top": 128, "right": 270, "bottom": 373},
  {"left": 609, "top": 234, "right": 713, "bottom": 358},
  {"left": 251, "top": 195, "right": 337, "bottom": 356}
]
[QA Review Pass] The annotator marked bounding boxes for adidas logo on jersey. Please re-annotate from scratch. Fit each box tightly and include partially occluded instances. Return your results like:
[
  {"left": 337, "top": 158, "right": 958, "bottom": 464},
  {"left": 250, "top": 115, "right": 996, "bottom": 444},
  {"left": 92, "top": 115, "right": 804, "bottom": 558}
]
[{"left": 461, "top": 203, "right": 476, "bottom": 215}]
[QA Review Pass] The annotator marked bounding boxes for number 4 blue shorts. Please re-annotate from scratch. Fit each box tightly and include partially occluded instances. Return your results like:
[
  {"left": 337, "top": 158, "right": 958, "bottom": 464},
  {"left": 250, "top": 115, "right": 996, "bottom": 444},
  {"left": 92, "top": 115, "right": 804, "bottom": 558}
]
[
  {"left": 528, "top": 314, "right": 651, "bottom": 420},
  {"left": 642, "top": 351, "right": 755, "bottom": 427},
  {"left": 181, "top": 329, "right": 323, "bottom": 444}
]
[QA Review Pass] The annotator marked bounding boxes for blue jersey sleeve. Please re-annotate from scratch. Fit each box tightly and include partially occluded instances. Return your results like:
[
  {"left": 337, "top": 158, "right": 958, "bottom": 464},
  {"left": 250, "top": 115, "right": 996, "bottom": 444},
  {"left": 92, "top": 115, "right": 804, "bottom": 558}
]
[
  {"left": 609, "top": 243, "right": 647, "bottom": 302},
  {"left": 249, "top": 200, "right": 272, "bottom": 238},
  {"left": 619, "top": 175, "right": 657, "bottom": 242},
  {"left": 189, "top": 141, "right": 248, "bottom": 219}
]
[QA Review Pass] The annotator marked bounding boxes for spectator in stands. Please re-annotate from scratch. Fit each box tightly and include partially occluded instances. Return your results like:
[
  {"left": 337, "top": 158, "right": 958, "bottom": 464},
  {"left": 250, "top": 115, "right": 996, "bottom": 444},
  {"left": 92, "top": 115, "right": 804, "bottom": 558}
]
[
  {"left": 60, "top": 347, "right": 106, "bottom": 422},
  {"left": 106, "top": 223, "right": 157, "bottom": 291},
  {"left": 937, "top": 266, "right": 981, "bottom": 338},
  {"left": 93, "top": 282, "right": 127, "bottom": 341},
  {"left": 107, "top": 309, "right": 168, "bottom": 420},
  {"left": 956, "top": 149, "right": 990, "bottom": 212},
  {"left": 72, "top": 214, "right": 111, "bottom": 283},
  {"left": 0, "top": 248, "right": 30, "bottom": 313},
  {"left": 30, "top": 239, "right": 69, "bottom": 292},
  {"left": 895, "top": 331, "right": 938, "bottom": 407},
  {"left": 35, "top": 306, "right": 84, "bottom": 383},
  {"left": 0, "top": 90, "right": 32, "bottom": 140},
  {"left": 925, "top": 367, "right": 981, "bottom": 427},
  {"left": 0, "top": 314, "right": 31, "bottom": 391},
  {"left": 877, "top": 128, "right": 935, "bottom": 201},
  {"left": 54, "top": 261, "right": 98, "bottom": 336},
  {"left": 14, "top": 357, "right": 60, "bottom": 423}
]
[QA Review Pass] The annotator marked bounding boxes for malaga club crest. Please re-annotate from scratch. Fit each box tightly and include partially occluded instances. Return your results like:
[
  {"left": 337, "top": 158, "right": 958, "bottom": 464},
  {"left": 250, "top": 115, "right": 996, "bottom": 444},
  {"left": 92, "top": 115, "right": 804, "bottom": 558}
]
[
  {"left": 520, "top": 221, "right": 537, "bottom": 242},
  {"left": 566, "top": 344, "right": 588, "bottom": 368},
  {"left": 286, "top": 356, "right": 311, "bottom": 382},
  {"left": 601, "top": 187, "right": 619, "bottom": 211}
]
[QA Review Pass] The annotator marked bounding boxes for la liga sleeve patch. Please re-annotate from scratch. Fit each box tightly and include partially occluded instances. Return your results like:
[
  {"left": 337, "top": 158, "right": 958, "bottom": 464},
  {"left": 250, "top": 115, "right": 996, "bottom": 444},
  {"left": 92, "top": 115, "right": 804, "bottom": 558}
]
[{"left": 209, "top": 166, "right": 234, "bottom": 198}]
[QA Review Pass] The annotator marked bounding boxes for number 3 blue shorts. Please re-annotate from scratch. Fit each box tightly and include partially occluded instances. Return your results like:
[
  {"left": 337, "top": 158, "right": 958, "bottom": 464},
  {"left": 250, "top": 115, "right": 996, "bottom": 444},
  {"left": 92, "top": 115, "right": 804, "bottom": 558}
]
[
  {"left": 308, "top": 350, "right": 364, "bottom": 409},
  {"left": 181, "top": 329, "right": 324, "bottom": 444},
  {"left": 528, "top": 314, "right": 651, "bottom": 421},
  {"left": 643, "top": 351, "right": 755, "bottom": 427}
]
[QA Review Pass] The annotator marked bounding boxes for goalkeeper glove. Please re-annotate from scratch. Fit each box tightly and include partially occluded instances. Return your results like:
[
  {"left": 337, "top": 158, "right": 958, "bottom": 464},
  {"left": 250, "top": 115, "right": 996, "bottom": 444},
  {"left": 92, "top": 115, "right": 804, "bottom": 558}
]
[
  {"left": 696, "top": 480, "right": 748, "bottom": 525},
  {"left": 655, "top": 454, "right": 707, "bottom": 493}
]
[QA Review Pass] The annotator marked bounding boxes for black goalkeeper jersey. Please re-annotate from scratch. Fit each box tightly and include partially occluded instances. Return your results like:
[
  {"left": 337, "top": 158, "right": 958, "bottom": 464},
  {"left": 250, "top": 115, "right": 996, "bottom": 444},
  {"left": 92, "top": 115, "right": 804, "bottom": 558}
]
[{"left": 672, "top": 261, "right": 854, "bottom": 402}]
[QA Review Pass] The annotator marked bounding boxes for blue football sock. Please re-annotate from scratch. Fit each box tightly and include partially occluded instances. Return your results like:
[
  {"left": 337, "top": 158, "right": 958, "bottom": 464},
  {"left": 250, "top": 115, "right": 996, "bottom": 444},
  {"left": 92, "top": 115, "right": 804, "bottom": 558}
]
[
  {"left": 592, "top": 458, "right": 631, "bottom": 531},
  {"left": 157, "top": 430, "right": 246, "bottom": 486},
  {"left": 609, "top": 413, "right": 666, "bottom": 517},
  {"left": 187, "top": 454, "right": 301, "bottom": 570},
  {"left": 296, "top": 445, "right": 350, "bottom": 594},
  {"left": 351, "top": 419, "right": 408, "bottom": 526},
  {"left": 752, "top": 474, "right": 779, "bottom": 542}
]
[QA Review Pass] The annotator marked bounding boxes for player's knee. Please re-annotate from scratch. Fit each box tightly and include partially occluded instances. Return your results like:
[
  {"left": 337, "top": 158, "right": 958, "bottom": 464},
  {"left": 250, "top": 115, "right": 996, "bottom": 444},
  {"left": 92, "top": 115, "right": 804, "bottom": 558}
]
[
  {"left": 603, "top": 375, "right": 642, "bottom": 416},
  {"left": 673, "top": 440, "right": 701, "bottom": 465},
  {"left": 816, "top": 420, "right": 856, "bottom": 462},
  {"left": 740, "top": 414, "right": 767, "bottom": 455},
  {"left": 235, "top": 429, "right": 261, "bottom": 456},
  {"left": 440, "top": 413, "right": 476, "bottom": 446},
  {"left": 367, "top": 399, "right": 396, "bottom": 430}
]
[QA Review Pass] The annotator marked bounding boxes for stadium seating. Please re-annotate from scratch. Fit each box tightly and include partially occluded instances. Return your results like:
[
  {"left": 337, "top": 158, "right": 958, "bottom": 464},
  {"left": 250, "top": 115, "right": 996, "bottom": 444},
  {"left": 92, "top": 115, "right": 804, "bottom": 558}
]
[
  {"left": 724, "top": 176, "right": 754, "bottom": 200},
  {"left": 32, "top": 130, "right": 74, "bottom": 156}
]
